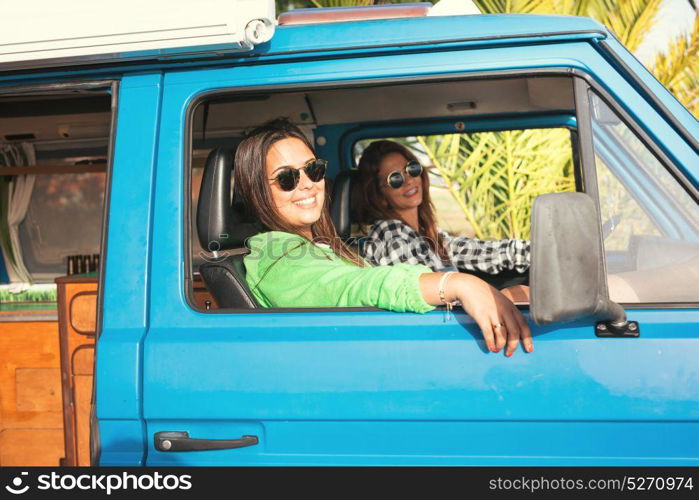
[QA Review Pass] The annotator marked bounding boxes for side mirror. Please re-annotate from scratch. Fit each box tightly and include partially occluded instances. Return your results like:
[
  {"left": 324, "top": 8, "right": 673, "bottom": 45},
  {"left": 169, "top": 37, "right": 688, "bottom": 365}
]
[{"left": 530, "top": 193, "right": 628, "bottom": 329}]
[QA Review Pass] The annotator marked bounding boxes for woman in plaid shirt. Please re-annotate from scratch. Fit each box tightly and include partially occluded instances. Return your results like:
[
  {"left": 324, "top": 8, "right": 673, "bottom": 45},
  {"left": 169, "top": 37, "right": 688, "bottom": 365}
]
[{"left": 353, "top": 140, "right": 531, "bottom": 277}]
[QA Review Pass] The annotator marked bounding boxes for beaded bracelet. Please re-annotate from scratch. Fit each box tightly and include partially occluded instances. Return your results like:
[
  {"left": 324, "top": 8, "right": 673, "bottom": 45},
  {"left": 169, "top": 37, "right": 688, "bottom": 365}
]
[{"left": 438, "top": 271, "right": 457, "bottom": 319}]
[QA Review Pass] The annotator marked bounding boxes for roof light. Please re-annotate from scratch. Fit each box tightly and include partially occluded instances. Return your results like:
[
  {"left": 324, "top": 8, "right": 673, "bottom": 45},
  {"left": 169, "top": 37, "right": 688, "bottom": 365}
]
[
  {"left": 447, "top": 101, "right": 476, "bottom": 111},
  {"left": 278, "top": 3, "right": 432, "bottom": 27}
]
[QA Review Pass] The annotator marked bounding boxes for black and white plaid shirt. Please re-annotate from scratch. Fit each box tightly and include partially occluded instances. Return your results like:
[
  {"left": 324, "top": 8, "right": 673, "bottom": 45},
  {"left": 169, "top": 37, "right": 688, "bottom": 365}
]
[{"left": 359, "top": 219, "right": 530, "bottom": 274}]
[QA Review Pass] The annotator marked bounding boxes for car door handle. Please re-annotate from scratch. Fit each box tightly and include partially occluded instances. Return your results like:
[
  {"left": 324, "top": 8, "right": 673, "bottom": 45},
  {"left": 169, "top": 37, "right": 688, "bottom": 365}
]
[{"left": 154, "top": 431, "right": 258, "bottom": 452}]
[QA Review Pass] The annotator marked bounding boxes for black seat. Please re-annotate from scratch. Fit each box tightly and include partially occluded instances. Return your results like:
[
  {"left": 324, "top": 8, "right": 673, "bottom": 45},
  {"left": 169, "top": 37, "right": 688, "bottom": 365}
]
[
  {"left": 196, "top": 148, "right": 262, "bottom": 309},
  {"left": 330, "top": 168, "right": 358, "bottom": 241}
]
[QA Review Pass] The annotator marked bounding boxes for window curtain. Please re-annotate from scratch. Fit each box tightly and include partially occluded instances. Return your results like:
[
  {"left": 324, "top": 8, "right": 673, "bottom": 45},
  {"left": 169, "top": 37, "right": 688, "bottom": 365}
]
[{"left": 0, "top": 143, "right": 36, "bottom": 290}]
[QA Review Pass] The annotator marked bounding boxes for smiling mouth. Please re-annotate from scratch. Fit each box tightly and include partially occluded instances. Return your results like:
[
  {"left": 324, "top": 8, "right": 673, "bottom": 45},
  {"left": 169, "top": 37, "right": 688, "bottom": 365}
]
[
  {"left": 293, "top": 194, "right": 317, "bottom": 207},
  {"left": 404, "top": 187, "right": 419, "bottom": 197}
]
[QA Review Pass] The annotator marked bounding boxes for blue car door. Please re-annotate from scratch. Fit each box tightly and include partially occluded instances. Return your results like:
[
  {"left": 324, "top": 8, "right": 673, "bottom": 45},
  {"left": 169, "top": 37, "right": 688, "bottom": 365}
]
[{"left": 132, "top": 34, "right": 699, "bottom": 466}]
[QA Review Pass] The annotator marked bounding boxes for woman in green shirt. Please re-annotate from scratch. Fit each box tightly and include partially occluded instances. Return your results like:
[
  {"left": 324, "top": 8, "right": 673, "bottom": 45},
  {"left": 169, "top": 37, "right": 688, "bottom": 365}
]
[{"left": 234, "top": 118, "right": 533, "bottom": 357}]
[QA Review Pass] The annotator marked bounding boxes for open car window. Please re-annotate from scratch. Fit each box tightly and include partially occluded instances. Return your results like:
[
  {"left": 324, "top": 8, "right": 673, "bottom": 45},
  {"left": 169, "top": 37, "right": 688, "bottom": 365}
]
[
  {"left": 186, "top": 75, "right": 635, "bottom": 311},
  {"left": 589, "top": 91, "right": 699, "bottom": 304}
]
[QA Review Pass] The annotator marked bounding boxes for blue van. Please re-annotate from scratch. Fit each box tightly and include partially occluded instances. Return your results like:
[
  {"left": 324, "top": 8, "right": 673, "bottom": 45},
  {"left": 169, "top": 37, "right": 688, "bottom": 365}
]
[{"left": 1, "top": 3, "right": 697, "bottom": 466}]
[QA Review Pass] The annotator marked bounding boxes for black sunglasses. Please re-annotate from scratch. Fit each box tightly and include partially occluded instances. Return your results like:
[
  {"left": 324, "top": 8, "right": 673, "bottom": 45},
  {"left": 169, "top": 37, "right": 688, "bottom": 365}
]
[
  {"left": 386, "top": 160, "right": 423, "bottom": 189},
  {"left": 269, "top": 158, "right": 327, "bottom": 192}
]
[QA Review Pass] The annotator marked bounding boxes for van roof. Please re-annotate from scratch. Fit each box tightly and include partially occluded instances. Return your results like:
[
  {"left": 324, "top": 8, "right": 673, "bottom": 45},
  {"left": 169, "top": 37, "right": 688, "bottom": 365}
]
[{"left": 263, "top": 14, "right": 607, "bottom": 57}]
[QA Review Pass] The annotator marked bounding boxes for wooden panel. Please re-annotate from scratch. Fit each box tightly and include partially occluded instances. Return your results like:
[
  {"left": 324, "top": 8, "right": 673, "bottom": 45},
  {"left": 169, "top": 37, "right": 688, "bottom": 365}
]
[
  {"left": 0, "top": 321, "right": 64, "bottom": 466},
  {"left": 72, "top": 346, "right": 94, "bottom": 376},
  {"left": 74, "top": 375, "right": 93, "bottom": 466},
  {"left": 56, "top": 278, "right": 98, "bottom": 466},
  {"left": 0, "top": 322, "right": 62, "bottom": 429},
  {"left": 1, "top": 278, "right": 101, "bottom": 465},
  {"left": 1, "top": 264, "right": 101, "bottom": 467},
  {"left": 70, "top": 292, "right": 97, "bottom": 334},
  {"left": 0, "top": 428, "right": 64, "bottom": 466},
  {"left": 192, "top": 288, "right": 217, "bottom": 310},
  {"left": 15, "top": 368, "right": 62, "bottom": 412}
]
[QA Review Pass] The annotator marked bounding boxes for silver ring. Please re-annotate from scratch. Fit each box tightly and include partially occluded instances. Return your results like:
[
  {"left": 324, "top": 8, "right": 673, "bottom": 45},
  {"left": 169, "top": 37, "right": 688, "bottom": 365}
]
[{"left": 493, "top": 323, "right": 504, "bottom": 329}]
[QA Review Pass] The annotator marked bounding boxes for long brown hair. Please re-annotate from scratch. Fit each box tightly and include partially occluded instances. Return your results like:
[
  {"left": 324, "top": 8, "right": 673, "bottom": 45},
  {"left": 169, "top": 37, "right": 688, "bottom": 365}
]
[
  {"left": 354, "top": 140, "right": 450, "bottom": 262},
  {"left": 234, "top": 117, "right": 364, "bottom": 266}
]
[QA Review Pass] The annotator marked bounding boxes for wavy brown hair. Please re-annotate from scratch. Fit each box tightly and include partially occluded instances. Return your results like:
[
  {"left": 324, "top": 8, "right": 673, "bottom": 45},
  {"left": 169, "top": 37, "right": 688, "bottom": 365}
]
[
  {"left": 234, "top": 117, "right": 364, "bottom": 266},
  {"left": 353, "top": 140, "right": 450, "bottom": 262}
]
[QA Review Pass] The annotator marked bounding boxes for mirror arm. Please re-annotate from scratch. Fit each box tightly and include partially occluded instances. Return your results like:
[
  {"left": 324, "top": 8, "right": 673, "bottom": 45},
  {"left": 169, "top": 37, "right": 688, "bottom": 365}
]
[
  {"left": 593, "top": 299, "right": 626, "bottom": 326},
  {"left": 594, "top": 300, "right": 640, "bottom": 337}
]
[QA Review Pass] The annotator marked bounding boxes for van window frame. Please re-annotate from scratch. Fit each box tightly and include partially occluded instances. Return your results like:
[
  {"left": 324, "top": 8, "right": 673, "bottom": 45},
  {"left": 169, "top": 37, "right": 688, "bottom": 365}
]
[{"left": 183, "top": 69, "right": 698, "bottom": 314}]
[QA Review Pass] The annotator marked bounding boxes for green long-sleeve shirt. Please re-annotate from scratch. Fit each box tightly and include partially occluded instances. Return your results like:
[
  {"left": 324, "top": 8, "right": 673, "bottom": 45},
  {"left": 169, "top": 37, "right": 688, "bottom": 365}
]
[{"left": 244, "top": 231, "right": 435, "bottom": 313}]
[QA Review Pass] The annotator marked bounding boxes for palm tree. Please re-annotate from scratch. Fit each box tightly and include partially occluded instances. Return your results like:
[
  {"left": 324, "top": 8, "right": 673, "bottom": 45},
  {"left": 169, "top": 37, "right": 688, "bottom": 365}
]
[
  {"left": 414, "top": 129, "right": 575, "bottom": 239},
  {"left": 651, "top": 15, "right": 698, "bottom": 116}
]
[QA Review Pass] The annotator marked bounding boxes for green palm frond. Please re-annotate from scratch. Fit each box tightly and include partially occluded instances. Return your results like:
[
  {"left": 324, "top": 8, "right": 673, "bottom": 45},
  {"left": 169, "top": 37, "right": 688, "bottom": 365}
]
[
  {"left": 413, "top": 129, "right": 574, "bottom": 239},
  {"left": 651, "top": 15, "right": 699, "bottom": 117},
  {"left": 473, "top": 0, "right": 662, "bottom": 55},
  {"left": 551, "top": 0, "right": 596, "bottom": 16},
  {"left": 589, "top": 0, "right": 663, "bottom": 52},
  {"left": 473, "top": 0, "right": 550, "bottom": 14}
]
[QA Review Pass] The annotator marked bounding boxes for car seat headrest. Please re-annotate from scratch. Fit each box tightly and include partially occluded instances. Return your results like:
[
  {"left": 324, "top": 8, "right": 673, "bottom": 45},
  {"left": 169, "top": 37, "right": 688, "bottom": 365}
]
[{"left": 196, "top": 147, "right": 262, "bottom": 252}]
